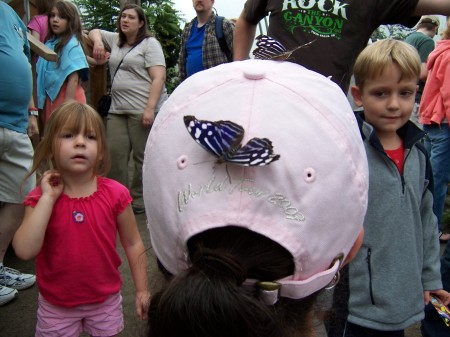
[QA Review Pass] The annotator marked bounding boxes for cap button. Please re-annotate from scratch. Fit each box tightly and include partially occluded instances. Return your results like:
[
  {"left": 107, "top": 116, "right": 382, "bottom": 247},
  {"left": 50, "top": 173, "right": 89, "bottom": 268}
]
[{"left": 243, "top": 64, "right": 266, "bottom": 80}]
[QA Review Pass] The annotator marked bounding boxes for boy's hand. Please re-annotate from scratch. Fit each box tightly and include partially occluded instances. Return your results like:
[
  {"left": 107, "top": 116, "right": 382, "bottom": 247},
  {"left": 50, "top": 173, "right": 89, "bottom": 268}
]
[
  {"left": 424, "top": 290, "right": 450, "bottom": 306},
  {"left": 135, "top": 290, "right": 151, "bottom": 320}
]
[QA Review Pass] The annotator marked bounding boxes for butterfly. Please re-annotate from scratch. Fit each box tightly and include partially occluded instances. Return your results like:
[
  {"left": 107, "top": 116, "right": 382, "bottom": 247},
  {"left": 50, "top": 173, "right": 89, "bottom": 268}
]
[
  {"left": 184, "top": 115, "right": 280, "bottom": 167},
  {"left": 253, "top": 35, "right": 315, "bottom": 61}
]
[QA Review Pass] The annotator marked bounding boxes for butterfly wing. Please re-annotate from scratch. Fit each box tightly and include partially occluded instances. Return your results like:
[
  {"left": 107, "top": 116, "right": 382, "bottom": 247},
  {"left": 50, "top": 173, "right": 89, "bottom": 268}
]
[
  {"left": 253, "top": 35, "right": 316, "bottom": 61},
  {"left": 184, "top": 115, "right": 244, "bottom": 160},
  {"left": 253, "top": 35, "right": 288, "bottom": 60},
  {"left": 228, "top": 137, "right": 280, "bottom": 166}
]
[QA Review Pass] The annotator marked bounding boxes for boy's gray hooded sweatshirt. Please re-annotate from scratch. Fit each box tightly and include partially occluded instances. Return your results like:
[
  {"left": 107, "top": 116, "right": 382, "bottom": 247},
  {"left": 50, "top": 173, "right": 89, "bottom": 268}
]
[{"left": 347, "top": 113, "right": 442, "bottom": 330}]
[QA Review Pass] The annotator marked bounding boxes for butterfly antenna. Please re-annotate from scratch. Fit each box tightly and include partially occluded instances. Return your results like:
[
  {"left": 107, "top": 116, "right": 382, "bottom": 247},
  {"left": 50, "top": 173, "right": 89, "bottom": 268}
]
[
  {"left": 225, "top": 164, "right": 232, "bottom": 184},
  {"left": 273, "top": 39, "right": 316, "bottom": 61}
]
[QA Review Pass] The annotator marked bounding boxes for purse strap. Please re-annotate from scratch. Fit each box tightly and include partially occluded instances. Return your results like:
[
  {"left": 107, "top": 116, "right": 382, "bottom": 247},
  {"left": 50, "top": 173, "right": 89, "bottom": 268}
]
[{"left": 110, "top": 43, "right": 138, "bottom": 86}]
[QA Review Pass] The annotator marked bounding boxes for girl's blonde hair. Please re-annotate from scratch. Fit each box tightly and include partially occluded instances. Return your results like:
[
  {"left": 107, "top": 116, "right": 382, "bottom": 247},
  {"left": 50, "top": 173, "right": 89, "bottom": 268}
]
[
  {"left": 27, "top": 101, "right": 110, "bottom": 180},
  {"left": 353, "top": 39, "right": 421, "bottom": 90}
]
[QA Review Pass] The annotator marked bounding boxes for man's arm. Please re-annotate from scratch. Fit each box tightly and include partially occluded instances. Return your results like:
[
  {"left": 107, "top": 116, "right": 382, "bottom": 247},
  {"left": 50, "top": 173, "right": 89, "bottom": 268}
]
[
  {"left": 414, "top": 0, "right": 450, "bottom": 15},
  {"left": 233, "top": 10, "right": 258, "bottom": 60}
]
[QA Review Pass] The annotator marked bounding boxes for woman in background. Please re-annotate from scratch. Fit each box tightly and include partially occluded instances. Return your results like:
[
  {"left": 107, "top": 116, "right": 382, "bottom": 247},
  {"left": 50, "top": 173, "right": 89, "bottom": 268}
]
[{"left": 89, "top": 3, "right": 168, "bottom": 215}]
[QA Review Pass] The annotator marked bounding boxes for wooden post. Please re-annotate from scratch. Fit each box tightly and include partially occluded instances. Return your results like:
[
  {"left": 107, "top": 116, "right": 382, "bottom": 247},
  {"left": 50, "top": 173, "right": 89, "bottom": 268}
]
[{"left": 83, "top": 34, "right": 106, "bottom": 109}]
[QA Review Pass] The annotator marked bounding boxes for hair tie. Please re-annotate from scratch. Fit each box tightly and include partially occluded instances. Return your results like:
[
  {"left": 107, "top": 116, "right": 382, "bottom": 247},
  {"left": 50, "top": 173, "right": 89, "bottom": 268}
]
[{"left": 192, "top": 249, "right": 247, "bottom": 285}]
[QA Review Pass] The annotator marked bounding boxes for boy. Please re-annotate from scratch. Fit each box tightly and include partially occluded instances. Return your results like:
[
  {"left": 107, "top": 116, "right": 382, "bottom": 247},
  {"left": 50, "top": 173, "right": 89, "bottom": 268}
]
[{"left": 330, "top": 39, "right": 450, "bottom": 336}]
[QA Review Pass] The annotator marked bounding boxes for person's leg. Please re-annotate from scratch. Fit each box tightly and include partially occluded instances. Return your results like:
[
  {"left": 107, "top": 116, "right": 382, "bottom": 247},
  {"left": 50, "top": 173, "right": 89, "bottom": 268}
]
[
  {"left": 0, "top": 203, "right": 24, "bottom": 263},
  {"left": 106, "top": 114, "right": 131, "bottom": 187},
  {"left": 423, "top": 124, "right": 450, "bottom": 239},
  {"left": 0, "top": 129, "right": 36, "bottom": 305},
  {"left": 0, "top": 203, "right": 22, "bottom": 306},
  {"left": 83, "top": 292, "right": 124, "bottom": 337},
  {"left": 35, "top": 294, "right": 83, "bottom": 337},
  {"left": 128, "top": 114, "right": 150, "bottom": 213}
]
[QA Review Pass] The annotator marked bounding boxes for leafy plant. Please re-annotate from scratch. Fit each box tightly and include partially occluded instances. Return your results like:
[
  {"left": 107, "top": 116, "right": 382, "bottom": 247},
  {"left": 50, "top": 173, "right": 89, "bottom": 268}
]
[{"left": 371, "top": 24, "right": 414, "bottom": 42}]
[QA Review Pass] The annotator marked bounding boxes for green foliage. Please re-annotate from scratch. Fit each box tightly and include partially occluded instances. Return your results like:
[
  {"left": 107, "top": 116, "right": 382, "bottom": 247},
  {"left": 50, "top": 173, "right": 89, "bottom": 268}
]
[
  {"left": 371, "top": 24, "right": 414, "bottom": 42},
  {"left": 73, "top": 0, "right": 184, "bottom": 93}
]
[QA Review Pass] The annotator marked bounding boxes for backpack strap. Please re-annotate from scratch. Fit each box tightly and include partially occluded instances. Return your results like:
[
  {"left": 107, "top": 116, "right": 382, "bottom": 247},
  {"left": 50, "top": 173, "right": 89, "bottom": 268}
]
[{"left": 215, "top": 16, "right": 232, "bottom": 62}]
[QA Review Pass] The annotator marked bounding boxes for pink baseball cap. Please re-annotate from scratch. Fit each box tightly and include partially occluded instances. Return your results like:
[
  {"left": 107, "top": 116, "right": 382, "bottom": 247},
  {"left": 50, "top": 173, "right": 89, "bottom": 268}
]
[{"left": 143, "top": 60, "right": 368, "bottom": 299}]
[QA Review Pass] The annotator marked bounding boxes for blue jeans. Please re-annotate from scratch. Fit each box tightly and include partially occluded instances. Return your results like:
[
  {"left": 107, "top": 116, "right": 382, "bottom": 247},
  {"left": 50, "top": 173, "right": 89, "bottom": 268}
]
[{"left": 423, "top": 123, "right": 450, "bottom": 227}]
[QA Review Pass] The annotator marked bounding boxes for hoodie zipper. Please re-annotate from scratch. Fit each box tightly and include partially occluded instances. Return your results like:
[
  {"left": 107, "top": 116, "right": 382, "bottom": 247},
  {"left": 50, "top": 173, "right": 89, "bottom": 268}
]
[{"left": 366, "top": 248, "right": 375, "bottom": 305}]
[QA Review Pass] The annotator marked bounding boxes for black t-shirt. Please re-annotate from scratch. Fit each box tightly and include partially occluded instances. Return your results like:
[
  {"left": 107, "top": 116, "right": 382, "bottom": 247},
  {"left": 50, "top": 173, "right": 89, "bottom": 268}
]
[{"left": 244, "top": 0, "right": 419, "bottom": 92}]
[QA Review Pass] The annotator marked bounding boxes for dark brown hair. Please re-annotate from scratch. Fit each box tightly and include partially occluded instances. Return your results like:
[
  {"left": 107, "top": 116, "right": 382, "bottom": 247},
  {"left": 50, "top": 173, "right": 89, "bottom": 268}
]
[
  {"left": 46, "top": 0, "right": 85, "bottom": 58},
  {"left": 147, "top": 226, "right": 318, "bottom": 337},
  {"left": 117, "top": 3, "right": 152, "bottom": 48},
  {"left": 35, "top": 0, "right": 55, "bottom": 15}
]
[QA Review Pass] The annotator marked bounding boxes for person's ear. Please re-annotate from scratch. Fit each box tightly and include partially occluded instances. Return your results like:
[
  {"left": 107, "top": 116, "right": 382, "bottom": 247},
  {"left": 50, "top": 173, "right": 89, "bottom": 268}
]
[
  {"left": 351, "top": 85, "right": 364, "bottom": 108},
  {"left": 343, "top": 228, "right": 364, "bottom": 266}
]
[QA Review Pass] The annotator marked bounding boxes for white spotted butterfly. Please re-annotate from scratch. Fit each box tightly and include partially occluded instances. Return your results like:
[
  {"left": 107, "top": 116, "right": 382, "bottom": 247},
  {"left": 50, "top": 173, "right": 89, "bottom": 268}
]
[
  {"left": 253, "top": 35, "right": 315, "bottom": 61},
  {"left": 184, "top": 115, "right": 280, "bottom": 166}
]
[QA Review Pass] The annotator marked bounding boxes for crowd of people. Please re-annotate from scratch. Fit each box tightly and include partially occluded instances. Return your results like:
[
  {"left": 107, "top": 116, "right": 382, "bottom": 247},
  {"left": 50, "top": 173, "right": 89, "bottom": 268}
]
[{"left": 2, "top": 0, "right": 450, "bottom": 336}]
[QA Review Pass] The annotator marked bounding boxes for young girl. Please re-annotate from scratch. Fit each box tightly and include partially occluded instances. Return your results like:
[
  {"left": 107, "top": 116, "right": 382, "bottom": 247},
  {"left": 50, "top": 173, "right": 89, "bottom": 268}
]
[
  {"left": 36, "top": 0, "right": 89, "bottom": 123},
  {"left": 12, "top": 102, "right": 150, "bottom": 336},
  {"left": 27, "top": 0, "right": 55, "bottom": 43}
]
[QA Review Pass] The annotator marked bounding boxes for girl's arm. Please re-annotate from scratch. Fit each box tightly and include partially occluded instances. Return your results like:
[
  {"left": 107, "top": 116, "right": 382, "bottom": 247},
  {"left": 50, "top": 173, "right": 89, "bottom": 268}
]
[
  {"left": 30, "top": 30, "right": 41, "bottom": 43},
  {"left": 12, "top": 170, "right": 64, "bottom": 260},
  {"left": 142, "top": 65, "right": 166, "bottom": 128},
  {"left": 65, "top": 72, "right": 79, "bottom": 101},
  {"left": 117, "top": 205, "right": 150, "bottom": 320}
]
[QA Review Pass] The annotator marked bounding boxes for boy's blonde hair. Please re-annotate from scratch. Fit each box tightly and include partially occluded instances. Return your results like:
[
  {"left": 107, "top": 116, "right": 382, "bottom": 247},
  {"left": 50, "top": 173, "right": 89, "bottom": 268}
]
[
  {"left": 353, "top": 39, "right": 421, "bottom": 90},
  {"left": 28, "top": 101, "right": 110, "bottom": 179}
]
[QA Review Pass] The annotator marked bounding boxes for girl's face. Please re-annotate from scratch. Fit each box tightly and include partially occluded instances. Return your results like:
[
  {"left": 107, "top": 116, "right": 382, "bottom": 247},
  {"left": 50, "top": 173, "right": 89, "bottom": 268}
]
[
  {"left": 55, "top": 126, "right": 99, "bottom": 176},
  {"left": 49, "top": 7, "right": 68, "bottom": 36},
  {"left": 120, "top": 9, "right": 143, "bottom": 36}
]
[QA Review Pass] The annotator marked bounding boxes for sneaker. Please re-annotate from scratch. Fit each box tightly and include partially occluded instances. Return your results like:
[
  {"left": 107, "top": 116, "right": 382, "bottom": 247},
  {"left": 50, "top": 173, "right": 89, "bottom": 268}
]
[
  {"left": 132, "top": 205, "right": 145, "bottom": 215},
  {"left": 0, "top": 264, "right": 36, "bottom": 290},
  {"left": 0, "top": 285, "right": 18, "bottom": 306}
]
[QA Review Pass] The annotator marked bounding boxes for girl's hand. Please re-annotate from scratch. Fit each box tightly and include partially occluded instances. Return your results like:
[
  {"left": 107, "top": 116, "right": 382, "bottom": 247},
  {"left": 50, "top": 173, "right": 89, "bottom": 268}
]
[
  {"left": 41, "top": 170, "right": 64, "bottom": 200},
  {"left": 142, "top": 107, "right": 155, "bottom": 128},
  {"left": 135, "top": 290, "right": 151, "bottom": 320}
]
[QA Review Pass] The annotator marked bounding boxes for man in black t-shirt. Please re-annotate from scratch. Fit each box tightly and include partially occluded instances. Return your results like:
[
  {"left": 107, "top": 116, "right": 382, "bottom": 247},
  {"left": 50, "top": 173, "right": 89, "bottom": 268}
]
[{"left": 233, "top": 0, "right": 450, "bottom": 93}]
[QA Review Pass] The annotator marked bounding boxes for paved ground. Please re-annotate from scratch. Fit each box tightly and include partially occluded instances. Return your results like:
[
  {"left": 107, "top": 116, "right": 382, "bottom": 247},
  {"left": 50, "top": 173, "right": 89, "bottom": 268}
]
[{"left": 0, "top": 208, "right": 446, "bottom": 336}]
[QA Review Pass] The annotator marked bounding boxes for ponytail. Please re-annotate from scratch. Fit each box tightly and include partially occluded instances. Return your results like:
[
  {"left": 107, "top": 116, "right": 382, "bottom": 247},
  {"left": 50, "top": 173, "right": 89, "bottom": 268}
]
[{"left": 147, "top": 227, "right": 318, "bottom": 337}]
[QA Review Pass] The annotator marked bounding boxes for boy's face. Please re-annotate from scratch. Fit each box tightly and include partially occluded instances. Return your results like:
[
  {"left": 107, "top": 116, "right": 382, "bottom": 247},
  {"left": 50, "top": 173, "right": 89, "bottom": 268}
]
[{"left": 351, "top": 63, "right": 417, "bottom": 139}]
